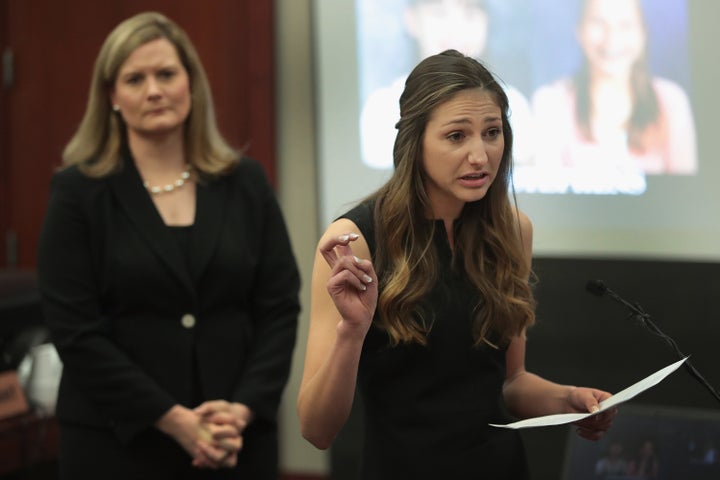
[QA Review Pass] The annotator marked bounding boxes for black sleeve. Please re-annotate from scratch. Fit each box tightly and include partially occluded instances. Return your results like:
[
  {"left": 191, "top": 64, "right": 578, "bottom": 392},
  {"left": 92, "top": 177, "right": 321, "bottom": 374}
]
[
  {"left": 36, "top": 170, "right": 176, "bottom": 442},
  {"left": 232, "top": 160, "right": 301, "bottom": 423},
  {"left": 339, "top": 200, "right": 376, "bottom": 255}
]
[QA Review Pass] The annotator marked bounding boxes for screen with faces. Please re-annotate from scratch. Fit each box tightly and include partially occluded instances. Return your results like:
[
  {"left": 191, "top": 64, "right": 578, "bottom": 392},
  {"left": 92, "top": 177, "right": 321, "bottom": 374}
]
[{"left": 313, "top": 0, "right": 720, "bottom": 260}]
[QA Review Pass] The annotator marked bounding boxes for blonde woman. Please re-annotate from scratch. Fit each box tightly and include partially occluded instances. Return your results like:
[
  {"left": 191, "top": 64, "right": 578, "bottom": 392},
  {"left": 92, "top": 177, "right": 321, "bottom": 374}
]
[{"left": 37, "top": 12, "right": 299, "bottom": 479}]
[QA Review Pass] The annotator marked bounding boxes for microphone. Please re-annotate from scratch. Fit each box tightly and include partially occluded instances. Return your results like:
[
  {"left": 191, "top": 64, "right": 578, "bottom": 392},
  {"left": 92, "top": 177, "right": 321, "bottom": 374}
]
[
  {"left": 586, "top": 279, "right": 720, "bottom": 405},
  {"left": 586, "top": 279, "right": 647, "bottom": 321}
]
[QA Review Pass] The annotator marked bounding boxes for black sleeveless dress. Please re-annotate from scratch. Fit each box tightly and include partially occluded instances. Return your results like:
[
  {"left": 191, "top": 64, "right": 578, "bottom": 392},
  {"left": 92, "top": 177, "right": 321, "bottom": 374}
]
[{"left": 341, "top": 202, "right": 530, "bottom": 480}]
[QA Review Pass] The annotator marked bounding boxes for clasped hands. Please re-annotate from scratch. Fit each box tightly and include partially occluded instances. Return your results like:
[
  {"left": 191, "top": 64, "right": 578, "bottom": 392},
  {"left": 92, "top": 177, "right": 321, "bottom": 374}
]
[
  {"left": 156, "top": 400, "right": 253, "bottom": 470},
  {"left": 192, "top": 400, "right": 253, "bottom": 469}
]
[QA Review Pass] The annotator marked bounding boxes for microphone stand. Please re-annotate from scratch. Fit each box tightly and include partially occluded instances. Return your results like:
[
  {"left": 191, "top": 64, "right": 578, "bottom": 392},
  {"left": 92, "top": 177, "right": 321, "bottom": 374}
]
[{"left": 590, "top": 281, "right": 720, "bottom": 406}]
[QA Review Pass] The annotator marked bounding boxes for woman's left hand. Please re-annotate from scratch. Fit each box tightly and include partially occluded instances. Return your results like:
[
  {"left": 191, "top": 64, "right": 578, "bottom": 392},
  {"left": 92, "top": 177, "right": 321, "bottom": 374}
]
[
  {"left": 194, "top": 400, "right": 253, "bottom": 433},
  {"left": 568, "top": 387, "right": 617, "bottom": 441}
]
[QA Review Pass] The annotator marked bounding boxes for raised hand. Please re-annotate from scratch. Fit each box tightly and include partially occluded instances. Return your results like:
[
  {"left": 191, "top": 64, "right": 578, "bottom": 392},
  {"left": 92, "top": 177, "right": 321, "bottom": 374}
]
[{"left": 319, "top": 233, "right": 378, "bottom": 332}]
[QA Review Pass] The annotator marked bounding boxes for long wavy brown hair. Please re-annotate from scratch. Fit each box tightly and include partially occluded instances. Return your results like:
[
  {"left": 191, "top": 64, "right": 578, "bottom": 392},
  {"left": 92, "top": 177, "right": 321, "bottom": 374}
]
[
  {"left": 62, "top": 12, "right": 239, "bottom": 177},
  {"left": 369, "top": 49, "right": 535, "bottom": 347}
]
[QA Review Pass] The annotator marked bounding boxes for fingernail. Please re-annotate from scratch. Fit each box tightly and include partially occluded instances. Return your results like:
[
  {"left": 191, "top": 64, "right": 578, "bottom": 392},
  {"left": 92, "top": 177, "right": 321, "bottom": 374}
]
[
  {"left": 349, "top": 233, "right": 359, "bottom": 239},
  {"left": 359, "top": 284, "right": 367, "bottom": 291},
  {"left": 363, "top": 274, "right": 373, "bottom": 283},
  {"left": 354, "top": 256, "right": 361, "bottom": 263},
  {"left": 591, "top": 406, "right": 600, "bottom": 414},
  {"left": 339, "top": 235, "right": 349, "bottom": 242}
]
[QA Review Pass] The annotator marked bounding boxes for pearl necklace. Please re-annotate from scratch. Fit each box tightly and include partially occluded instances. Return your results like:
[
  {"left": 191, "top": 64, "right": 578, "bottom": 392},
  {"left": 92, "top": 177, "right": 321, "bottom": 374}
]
[{"left": 143, "top": 164, "right": 192, "bottom": 195}]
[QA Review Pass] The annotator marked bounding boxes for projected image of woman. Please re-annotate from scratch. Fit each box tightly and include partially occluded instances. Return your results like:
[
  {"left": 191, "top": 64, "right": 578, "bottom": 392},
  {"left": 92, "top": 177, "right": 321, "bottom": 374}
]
[
  {"left": 530, "top": 0, "right": 697, "bottom": 194},
  {"left": 360, "top": 0, "right": 534, "bottom": 170}
]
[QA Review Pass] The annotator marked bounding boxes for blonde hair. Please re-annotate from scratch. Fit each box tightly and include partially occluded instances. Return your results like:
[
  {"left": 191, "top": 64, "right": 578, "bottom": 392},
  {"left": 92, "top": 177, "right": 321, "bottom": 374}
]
[
  {"left": 370, "top": 50, "right": 535, "bottom": 347},
  {"left": 63, "top": 11, "right": 239, "bottom": 177}
]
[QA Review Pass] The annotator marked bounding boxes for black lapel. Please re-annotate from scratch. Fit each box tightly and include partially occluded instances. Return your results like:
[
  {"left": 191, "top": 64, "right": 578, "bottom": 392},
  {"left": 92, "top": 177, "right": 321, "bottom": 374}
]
[
  {"left": 109, "top": 158, "right": 196, "bottom": 297},
  {"left": 189, "top": 172, "right": 229, "bottom": 282}
]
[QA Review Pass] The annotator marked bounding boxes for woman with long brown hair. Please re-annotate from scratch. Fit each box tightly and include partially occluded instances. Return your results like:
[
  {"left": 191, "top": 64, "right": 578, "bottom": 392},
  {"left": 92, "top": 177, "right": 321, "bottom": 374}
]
[{"left": 298, "top": 49, "right": 614, "bottom": 479}]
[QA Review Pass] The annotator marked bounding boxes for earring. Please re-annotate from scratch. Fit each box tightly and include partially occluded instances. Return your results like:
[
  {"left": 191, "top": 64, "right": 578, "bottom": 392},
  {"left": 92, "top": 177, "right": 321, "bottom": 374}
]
[{"left": 112, "top": 104, "right": 120, "bottom": 112}]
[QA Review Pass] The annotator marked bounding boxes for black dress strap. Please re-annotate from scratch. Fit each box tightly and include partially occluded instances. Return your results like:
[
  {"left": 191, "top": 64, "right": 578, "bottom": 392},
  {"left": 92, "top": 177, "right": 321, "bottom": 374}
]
[{"left": 338, "top": 201, "right": 376, "bottom": 255}]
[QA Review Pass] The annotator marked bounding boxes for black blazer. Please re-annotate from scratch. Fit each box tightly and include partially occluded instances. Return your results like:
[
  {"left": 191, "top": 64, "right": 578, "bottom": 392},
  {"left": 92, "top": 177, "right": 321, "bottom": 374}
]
[{"left": 37, "top": 156, "right": 300, "bottom": 450}]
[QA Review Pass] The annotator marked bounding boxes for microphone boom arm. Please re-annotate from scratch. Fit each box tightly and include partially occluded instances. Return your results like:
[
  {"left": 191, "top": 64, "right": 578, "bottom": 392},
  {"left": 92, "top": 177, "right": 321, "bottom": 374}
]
[{"left": 587, "top": 279, "right": 720, "bottom": 406}]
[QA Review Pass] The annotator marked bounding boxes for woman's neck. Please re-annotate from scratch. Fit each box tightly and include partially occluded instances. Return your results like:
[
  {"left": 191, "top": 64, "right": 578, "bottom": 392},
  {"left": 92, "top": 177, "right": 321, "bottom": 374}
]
[
  {"left": 128, "top": 129, "right": 186, "bottom": 172},
  {"left": 442, "top": 218, "right": 455, "bottom": 249}
]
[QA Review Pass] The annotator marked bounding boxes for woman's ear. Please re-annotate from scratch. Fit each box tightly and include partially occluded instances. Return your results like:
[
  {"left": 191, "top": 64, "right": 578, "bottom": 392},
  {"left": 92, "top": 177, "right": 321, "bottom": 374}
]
[{"left": 109, "top": 87, "right": 117, "bottom": 111}]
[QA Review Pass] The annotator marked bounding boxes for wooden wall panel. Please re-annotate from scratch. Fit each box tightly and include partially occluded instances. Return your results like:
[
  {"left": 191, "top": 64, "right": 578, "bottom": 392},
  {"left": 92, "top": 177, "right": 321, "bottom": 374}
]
[
  {"left": 0, "top": 0, "right": 9, "bottom": 268},
  {"left": 0, "top": 0, "right": 275, "bottom": 269}
]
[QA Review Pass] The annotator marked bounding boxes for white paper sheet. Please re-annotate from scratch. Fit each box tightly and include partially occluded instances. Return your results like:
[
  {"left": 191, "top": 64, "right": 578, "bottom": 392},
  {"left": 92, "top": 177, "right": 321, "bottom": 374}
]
[{"left": 489, "top": 357, "right": 687, "bottom": 429}]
